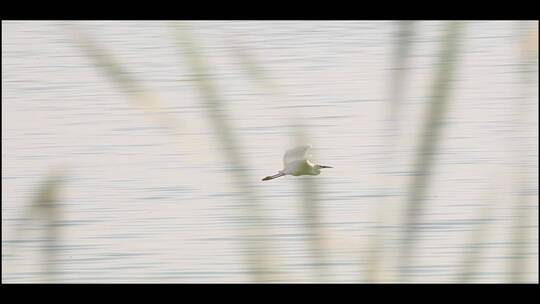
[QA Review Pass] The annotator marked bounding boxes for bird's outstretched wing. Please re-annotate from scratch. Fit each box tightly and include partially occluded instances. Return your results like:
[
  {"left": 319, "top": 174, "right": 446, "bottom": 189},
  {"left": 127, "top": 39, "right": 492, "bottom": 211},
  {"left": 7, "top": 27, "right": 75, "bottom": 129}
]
[{"left": 283, "top": 144, "right": 312, "bottom": 166}]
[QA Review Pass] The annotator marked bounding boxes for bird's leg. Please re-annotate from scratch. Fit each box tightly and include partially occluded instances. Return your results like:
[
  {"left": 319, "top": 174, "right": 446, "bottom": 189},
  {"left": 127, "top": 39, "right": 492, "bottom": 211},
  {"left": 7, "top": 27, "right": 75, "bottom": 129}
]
[{"left": 262, "top": 172, "right": 285, "bottom": 181}]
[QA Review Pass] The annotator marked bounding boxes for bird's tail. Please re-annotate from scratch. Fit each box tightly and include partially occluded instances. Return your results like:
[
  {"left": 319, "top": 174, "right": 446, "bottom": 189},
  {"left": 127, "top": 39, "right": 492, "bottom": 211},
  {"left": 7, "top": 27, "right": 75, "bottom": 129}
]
[{"left": 262, "top": 172, "right": 285, "bottom": 181}]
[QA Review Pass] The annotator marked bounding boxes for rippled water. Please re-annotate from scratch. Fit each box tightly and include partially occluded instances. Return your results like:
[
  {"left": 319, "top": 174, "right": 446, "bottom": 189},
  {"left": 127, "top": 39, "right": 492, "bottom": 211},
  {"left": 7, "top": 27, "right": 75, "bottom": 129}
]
[{"left": 2, "top": 21, "right": 538, "bottom": 283}]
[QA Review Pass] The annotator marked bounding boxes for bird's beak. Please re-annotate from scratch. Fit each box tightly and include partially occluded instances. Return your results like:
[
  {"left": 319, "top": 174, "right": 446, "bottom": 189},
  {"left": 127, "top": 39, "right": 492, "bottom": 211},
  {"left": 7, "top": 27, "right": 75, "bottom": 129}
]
[{"left": 319, "top": 165, "right": 333, "bottom": 168}]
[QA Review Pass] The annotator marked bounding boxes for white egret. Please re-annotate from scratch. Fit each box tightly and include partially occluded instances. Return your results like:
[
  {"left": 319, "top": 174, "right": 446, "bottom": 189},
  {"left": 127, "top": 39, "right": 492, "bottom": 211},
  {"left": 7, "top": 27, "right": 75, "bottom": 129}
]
[{"left": 262, "top": 144, "right": 333, "bottom": 181}]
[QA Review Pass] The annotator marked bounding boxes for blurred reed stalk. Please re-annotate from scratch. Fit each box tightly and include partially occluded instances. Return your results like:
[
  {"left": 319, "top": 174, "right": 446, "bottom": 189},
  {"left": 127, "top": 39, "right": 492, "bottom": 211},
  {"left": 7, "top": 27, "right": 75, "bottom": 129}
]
[
  {"left": 398, "top": 21, "right": 464, "bottom": 282},
  {"left": 67, "top": 22, "right": 274, "bottom": 282},
  {"left": 228, "top": 36, "right": 329, "bottom": 282},
  {"left": 64, "top": 24, "right": 183, "bottom": 137},
  {"left": 387, "top": 21, "right": 416, "bottom": 136},
  {"left": 365, "top": 20, "right": 415, "bottom": 283},
  {"left": 172, "top": 23, "right": 275, "bottom": 283},
  {"left": 456, "top": 192, "right": 494, "bottom": 283},
  {"left": 506, "top": 21, "right": 538, "bottom": 284},
  {"left": 38, "top": 171, "right": 64, "bottom": 283},
  {"left": 65, "top": 24, "right": 212, "bottom": 165},
  {"left": 11, "top": 168, "right": 66, "bottom": 283}
]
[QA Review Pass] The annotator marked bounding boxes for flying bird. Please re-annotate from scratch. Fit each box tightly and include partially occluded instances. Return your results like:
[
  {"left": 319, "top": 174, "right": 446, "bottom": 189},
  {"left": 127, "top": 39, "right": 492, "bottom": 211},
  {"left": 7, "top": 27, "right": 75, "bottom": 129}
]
[{"left": 262, "top": 145, "right": 333, "bottom": 181}]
